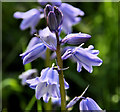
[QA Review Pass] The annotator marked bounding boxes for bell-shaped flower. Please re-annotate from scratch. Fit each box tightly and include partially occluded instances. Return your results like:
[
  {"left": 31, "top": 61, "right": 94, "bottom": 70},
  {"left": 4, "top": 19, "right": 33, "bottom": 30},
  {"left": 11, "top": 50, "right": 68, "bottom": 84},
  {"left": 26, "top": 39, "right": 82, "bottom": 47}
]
[
  {"left": 62, "top": 45, "right": 103, "bottom": 73},
  {"left": 44, "top": 5, "right": 63, "bottom": 32},
  {"left": 61, "top": 32, "right": 91, "bottom": 45},
  {"left": 38, "top": 0, "right": 62, "bottom": 6},
  {"left": 20, "top": 43, "right": 47, "bottom": 65},
  {"left": 39, "top": 27, "right": 57, "bottom": 51},
  {"left": 59, "top": 3, "right": 84, "bottom": 34},
  {"left": 79, "top": 97, "right": 102, "bottom": 111},
  {"left": 14, "top": 8, "right": 43, "bottom": 34},
  {"left": 19, "top": 69, "right": 38, "bottom": 85},
  {"left": 26, "top": 67, "right": 69, "bottom": 103}
]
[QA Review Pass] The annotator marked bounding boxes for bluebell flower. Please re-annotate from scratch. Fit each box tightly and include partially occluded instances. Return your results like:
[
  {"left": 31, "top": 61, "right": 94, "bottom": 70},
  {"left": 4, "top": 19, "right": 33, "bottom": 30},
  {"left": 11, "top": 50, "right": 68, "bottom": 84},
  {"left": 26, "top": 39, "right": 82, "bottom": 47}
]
[
  {"left": 20, "top": 43, "right": 47, "bottom": 65},
  {"left": 62, "top": 45, "right": 103, "bottom": 73},
  {"left": 39, "top": 27, "right": 57, "bottom": 50},
  {"left": 19, "top": 69, "right": 38, "bottom": 85},
  {"left": 38, "top": 0, "right": 61, "bottom": 6},
  {"left": 26, "top": 67, "right": 69, "bottom": 103},
  {"left": 79, "top": 97, "right": 102, "bottom": 111},
  {"left": 20, "top": 27, "right": 57, "bottom": 64},
  {"left": 59, "top": 3, "right": 84, "bottom": 34},
  {"left": 14, "top": 8, "right": 43, "bottom": 34},
  {"left": 61, "top": 32, "right": 91, "bottom": 45}
]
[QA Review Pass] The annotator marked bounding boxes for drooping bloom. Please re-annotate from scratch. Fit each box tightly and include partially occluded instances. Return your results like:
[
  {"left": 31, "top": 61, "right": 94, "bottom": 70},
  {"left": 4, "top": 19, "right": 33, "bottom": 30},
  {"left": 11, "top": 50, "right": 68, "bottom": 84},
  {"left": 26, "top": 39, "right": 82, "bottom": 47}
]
[
  {"left": 26, "top": 67, "right": 69, "bottom": 103},
  {"left": 20, "top": 27, "right": 57, "bottom": 64},
  {"left": 38, "top": 0, "right": 62, "bottom": 6},
  {"left": 59, "top": 3, "right": 84, "bottom": 34},
  {"left": 20, "top": 42, "right": 47, "bottom": 65},
  {"left": 79, "top": 97, "right": 102, "bottom": 111},
  {"left": 62, "top": 45, "right": 103, "bottom": 73},
  {"left": 19, "top": 69, "right": 38, "bottom": 85},
  {"left": 14, "top": 8, "right": 43, "bottom": 34},
  {"left": 61, "top": 32, "right": 91, "bottom": 45}
]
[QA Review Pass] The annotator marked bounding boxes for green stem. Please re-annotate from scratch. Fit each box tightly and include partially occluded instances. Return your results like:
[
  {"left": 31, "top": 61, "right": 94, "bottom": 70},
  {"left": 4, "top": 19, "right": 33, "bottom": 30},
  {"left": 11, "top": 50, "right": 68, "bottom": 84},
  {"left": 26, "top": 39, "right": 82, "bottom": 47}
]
[
  {"left": 44, "top": 48, "right": 52, "bottom": 111},
  {"left": 25, "top": 95, "right": 36, "bottom": 111},
  {"left": 55, "top": 32, "right": 66, "bottom": 111},
  {"left": 37, "top": 100, "right": 42, "bottom": 111}
]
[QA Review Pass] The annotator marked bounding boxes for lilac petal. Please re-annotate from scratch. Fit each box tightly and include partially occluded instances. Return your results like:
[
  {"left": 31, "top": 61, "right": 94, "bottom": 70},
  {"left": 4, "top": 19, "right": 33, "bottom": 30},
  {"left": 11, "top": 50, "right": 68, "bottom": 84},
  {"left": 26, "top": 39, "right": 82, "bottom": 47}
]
[
  {"left": 47, "top": 11, "right": 58, "bottom": 32},
  {"left": 26, "top": 37, "right": 42, "bottom": 50},
  {"left": 26, "top": 77, "right": 40, "bottom": 89},
  {"left": 86, "top": 97, "right": 102, "bottom": 110},
  {"left": 66, "top": 96, "right": 80, "bottom": 109},
  {"left": 64, "top": 79, "right": 69, "bottom": 89},
  {"left": 61, "top": 33, "right": 91, "bottom": 45},
  {"left": 77, "top": 62, "right": 82, "bottom": 72},
  {"left": 40, "top": 67, "right": 50, "bottom": 82},
  {"left": 39, "top": 27, "right": 57, "bottom": 50},
  {"left": 47, "top": 68, "right": 59, "bottom": 85},
  {"left": 35, "top": 82, "right": 48, "bottom": 99},
  {"left": 79, "top": 99, "right": 88, "bottom": 111},
  {"left": 20, "top": 13, "right": 40, "bottom": 31},
  {"left": 51, "top": 85, "right": 60, "bottom": 98},
  {"left": 62, "top": 49, "right": 73, "bottom": 60},
  {"left": 43, "top": 93, "right": 50, "bottom": 103},
  {"left": 60, "top": 3, "right": 84, "bottom": 17},
  {"left": 14, "top": 9, "right": 40, "bottom": 19},
  {"left": 38, "top": 0, "right": 61, "bottom": 6},
  {"left": 81, "top": 63, "right": 93, "bottom": 73},
  {"left": 20, "top": 43, "right": 47, "bottom": 64}
]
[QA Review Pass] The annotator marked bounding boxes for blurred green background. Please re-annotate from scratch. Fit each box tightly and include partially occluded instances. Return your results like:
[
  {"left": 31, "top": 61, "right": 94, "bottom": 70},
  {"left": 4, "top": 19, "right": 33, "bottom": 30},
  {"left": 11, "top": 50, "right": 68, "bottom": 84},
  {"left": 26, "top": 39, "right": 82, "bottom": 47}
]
[{"left": 2, "top": 2, "right": 119, "bottom": 112}]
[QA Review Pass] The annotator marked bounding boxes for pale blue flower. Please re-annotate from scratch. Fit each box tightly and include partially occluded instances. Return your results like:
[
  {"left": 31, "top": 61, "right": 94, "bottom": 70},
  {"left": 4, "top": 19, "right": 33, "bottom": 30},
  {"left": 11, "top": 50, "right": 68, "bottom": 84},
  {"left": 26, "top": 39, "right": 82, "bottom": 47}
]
[
  {"left": 61, "top": 32, "right": 91, "bottom": 45},
  {"left": 20, "top": 27, "right": 57, "bottom": 64},
  {"left": 62, "top": 45, "right": 103, "bottom": 73},
  {"left": 20, "top": 43, "right": 47, "bottom": 65},
  {"left": 14, "top": 8, "right": 43, "bottom": 34},
  {"left": 79, "top": 97, "right": 102, "bottom": 111},
  {"left": 19, "top": 69, "right": 38, "bottom": 85},
  {"left": 59, "top": 3, "right": 84, "bottom": 33},
  {"left": 38, "top": 0, "right": 61, "bottom": 6},
  {"left": 26, "top": 67, "right": 69, "bottom": 103}
]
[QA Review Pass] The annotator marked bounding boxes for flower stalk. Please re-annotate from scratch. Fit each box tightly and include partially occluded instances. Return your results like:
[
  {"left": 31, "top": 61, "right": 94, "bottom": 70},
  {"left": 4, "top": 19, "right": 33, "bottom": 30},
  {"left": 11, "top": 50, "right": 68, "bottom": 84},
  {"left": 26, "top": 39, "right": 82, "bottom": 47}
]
[{"left": 55, "top": 32, "right": 66, "bottom": 111}]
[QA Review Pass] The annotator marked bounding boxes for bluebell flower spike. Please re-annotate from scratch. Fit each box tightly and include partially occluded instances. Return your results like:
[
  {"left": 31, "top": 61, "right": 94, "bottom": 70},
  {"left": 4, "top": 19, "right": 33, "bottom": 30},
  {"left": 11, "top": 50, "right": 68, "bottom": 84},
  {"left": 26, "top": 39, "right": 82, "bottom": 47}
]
[
  {"left": 62, "top": 45, "right": 103, "bottom": 73},
  {"left": 61, "top": 33, "right": 91, "bottom": 45}
]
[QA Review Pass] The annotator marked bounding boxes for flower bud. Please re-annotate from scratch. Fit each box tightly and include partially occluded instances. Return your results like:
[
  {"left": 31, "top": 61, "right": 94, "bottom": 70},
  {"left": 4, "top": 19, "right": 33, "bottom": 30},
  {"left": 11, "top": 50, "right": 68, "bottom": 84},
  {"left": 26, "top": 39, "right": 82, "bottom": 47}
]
[{"left": 44, "top": 4, "right": 53, "bottom": 18}]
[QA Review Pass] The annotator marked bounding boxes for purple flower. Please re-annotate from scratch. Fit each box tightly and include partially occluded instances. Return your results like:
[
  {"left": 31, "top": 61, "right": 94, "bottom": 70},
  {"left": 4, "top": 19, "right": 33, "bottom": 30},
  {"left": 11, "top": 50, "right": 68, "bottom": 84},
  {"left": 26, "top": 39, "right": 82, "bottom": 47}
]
[
  {"left": 20, "top": 43, "right": 47, "bottom": 65},
  {"left": 14, "top": 8, "right": 43, "bottom": 34},
  {"left": 79, "top": 97, "right": 102, "bottom": 111},
  {"left": 38, "top": 0, "right": 61, "bottom": 6},
  {"left": 61, "top": 32, "right": 91, "bottom": 45},
  {"left": 26, "top": 67, "right": 69, "bottom": 103},
  {"left": 59, "top": 3, "right": 84, "bottom": 34},
  {"left": 62, "top": 45, "right": 103, "bottom": 73},
  {"left": 44, "top": 4, "right": 63, "bottom": 32},
  {"left": 39, "top": 27, "right": 57, "bottom": 51},
  {"left": 19, "top": 69, "right": 38, "bottom": 85}
]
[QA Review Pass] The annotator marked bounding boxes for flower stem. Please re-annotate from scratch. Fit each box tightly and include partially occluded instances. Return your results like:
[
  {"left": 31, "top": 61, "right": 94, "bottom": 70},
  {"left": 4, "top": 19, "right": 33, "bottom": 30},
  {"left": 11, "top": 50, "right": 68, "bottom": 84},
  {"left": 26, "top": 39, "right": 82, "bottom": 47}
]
[
  {"left": 44, "top": 48, "right": 52, "bottom": 111},
  {"left": 55, "top": 32, "right": 66, "bottom": 111}
]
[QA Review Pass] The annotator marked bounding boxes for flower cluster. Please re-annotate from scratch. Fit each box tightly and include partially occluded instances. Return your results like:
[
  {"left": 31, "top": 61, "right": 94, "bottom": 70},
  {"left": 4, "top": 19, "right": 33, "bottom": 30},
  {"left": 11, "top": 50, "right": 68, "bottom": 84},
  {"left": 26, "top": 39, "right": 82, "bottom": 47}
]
[{"left": 15, "top": 1, "right": 104, "bottom": 111}]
